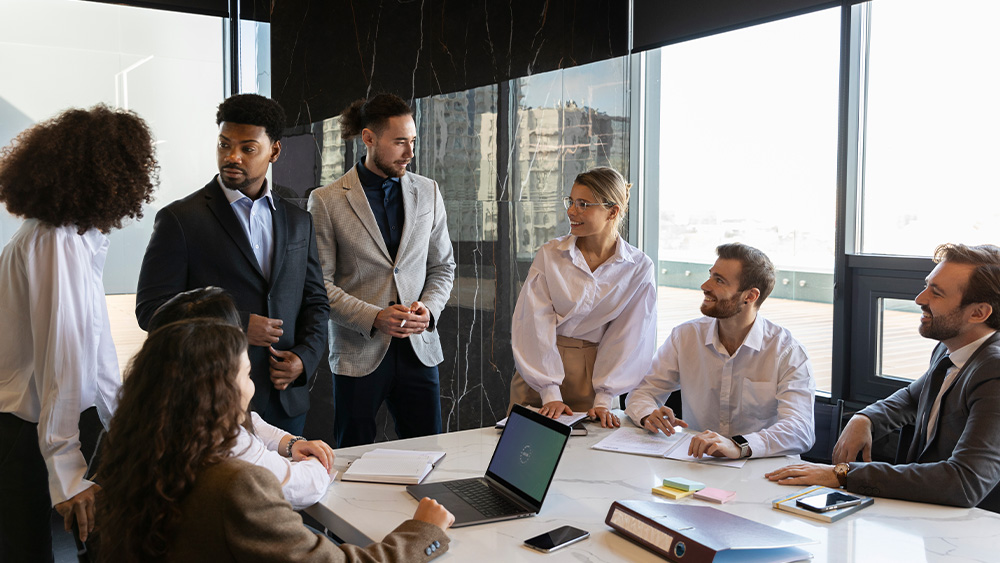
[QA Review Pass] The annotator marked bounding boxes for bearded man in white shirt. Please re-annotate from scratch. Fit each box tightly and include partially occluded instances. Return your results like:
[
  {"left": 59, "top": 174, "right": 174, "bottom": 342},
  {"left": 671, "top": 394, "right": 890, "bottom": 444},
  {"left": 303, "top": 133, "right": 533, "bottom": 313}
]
[{"left": 626, "top": 243, "right": 816, "bottom": 459}]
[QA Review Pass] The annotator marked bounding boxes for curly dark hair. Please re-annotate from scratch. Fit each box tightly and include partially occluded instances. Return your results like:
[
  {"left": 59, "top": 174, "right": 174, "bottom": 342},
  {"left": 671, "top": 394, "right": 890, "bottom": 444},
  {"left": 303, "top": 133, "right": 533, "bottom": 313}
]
[
  {"left": 96, "top": 319, "right": 248, "bottom": 562},
  {"left": 339, "top": 93, "right": 413, "bottom": 139},
  {"left": 0, "top": 104, "right": 158, "bottom": 234},
  {"left": 216, "top": 94, "right": 286, "bottom": 142}
]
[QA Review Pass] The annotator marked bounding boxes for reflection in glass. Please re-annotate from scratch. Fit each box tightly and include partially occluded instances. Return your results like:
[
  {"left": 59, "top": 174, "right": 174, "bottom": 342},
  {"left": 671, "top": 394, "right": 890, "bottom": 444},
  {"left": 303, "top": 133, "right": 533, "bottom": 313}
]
[
  {"left": 877, "top": 298, "right": 937, "bottom": 381},
  {"left": 859, "top": 0, "right": 1000, "bottom": 256}
]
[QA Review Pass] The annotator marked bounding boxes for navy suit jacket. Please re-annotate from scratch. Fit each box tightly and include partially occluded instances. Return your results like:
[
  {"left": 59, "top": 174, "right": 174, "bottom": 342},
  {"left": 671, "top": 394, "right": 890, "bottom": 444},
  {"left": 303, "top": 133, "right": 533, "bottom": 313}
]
[{"left": 135, "top": 179, "right": 329, "bottom": 418}]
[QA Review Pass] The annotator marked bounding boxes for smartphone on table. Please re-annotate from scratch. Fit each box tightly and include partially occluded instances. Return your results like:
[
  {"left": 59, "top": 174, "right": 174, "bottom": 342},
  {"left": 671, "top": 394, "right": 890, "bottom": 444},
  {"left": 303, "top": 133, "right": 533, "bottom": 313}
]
[
  {"left": 796, "top": 491, "right": 863, "bottom": 512},
  {"left": 524, "top": 525, "right": 590, "bottom": 553}
]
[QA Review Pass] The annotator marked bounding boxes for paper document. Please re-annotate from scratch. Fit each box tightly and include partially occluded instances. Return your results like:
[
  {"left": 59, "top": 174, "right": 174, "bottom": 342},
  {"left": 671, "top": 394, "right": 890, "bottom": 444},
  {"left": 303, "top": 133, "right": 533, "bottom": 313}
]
[
  {"left": 592, "top": 427, "right": 746, "bottom": 468},
  {"left": 341, "top": 448, "right": 446, "bottom": 485}
]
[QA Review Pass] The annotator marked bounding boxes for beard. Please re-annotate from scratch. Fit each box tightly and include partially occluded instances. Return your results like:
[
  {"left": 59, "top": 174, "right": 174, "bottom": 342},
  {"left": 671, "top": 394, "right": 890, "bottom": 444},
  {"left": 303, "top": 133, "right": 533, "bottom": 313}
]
[
  {"left": 371, "top": 148, "right": 407, "bottom": 178},
  {"left": 918, "top": 305, "right": 964, "bottom": 342},
  {"left": 701, "top": 292, "right": 744, "bottom": 319},
  {"left": 219, "top": 165, "right": 259, "bottom": 192}
]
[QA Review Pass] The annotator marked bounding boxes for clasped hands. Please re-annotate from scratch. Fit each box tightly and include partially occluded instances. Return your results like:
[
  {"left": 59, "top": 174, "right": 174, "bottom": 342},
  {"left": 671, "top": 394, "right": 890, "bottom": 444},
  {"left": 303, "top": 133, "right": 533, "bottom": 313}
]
[
  {"left": 641, "top": 406, "right": 743, "bottom": 459},
  {"left": 247, "top": 313, "right": 303, "bottom": 391},
  {"left": 375, "top": 301, "right": 430, "bottom": 338}
]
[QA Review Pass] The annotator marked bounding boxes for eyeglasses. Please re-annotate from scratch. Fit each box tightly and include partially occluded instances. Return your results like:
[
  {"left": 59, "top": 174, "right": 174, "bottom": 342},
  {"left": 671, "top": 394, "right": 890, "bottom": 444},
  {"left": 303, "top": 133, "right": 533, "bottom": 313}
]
[{"left": 563, "top": 197, "right": 614, "bottom": 211}]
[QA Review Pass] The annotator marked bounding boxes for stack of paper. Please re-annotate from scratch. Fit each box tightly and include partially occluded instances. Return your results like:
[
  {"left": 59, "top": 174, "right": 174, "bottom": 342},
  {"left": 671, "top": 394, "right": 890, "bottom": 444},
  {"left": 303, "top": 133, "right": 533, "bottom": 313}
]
[{"left": 341, "top": 448, "right": 446, "bottom": 485}]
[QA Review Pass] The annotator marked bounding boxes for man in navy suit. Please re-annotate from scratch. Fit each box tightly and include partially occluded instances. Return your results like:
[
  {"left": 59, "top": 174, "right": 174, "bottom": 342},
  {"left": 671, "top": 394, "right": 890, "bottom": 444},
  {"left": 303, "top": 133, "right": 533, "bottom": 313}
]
[{"left": 136, "top": 94, "right": 328, "bottom": 435}]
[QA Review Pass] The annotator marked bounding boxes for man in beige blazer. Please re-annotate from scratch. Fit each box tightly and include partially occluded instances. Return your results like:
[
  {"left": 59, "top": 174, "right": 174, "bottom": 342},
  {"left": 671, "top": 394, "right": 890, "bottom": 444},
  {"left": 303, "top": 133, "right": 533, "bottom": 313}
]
[{"left": 308, "top": 93, "right": 455, "bottom": 447}]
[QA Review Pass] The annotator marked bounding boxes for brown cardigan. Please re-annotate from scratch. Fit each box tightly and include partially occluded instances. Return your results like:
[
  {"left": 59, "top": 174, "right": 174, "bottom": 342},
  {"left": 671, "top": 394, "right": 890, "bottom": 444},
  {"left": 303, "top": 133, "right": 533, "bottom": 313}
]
[{"left": 164, "top": 459, "right": 450, "bottom": 562}]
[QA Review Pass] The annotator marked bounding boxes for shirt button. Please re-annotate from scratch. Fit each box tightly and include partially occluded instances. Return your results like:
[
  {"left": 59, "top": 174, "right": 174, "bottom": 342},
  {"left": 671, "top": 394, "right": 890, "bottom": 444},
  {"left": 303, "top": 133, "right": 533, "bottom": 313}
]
[{"left": 394, "top": 268, "right": 400, "bottom": 274}]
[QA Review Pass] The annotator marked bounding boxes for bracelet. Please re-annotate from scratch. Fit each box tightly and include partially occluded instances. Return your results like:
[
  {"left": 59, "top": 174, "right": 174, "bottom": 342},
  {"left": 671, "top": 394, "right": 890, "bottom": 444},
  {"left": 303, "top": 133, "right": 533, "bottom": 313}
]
[{"left": 286, "top": 436, "right": 306, "bottom": 457}]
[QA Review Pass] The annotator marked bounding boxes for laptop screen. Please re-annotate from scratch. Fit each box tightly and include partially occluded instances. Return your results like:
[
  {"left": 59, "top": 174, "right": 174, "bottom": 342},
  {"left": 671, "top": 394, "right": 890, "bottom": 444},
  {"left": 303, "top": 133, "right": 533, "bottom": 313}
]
[{"left": 486, "top": 405, "right": 571, "bottom": 506}]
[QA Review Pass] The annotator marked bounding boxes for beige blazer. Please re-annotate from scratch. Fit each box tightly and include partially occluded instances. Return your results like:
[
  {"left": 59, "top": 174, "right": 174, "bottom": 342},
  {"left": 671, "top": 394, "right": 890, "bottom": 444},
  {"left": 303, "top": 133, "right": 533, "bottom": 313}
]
[
  {"left": 166, "top": 459, "right": 450, "bottom": 562},
  {"left": 307, "top": 166, "right": 455, "bottom": 376}
]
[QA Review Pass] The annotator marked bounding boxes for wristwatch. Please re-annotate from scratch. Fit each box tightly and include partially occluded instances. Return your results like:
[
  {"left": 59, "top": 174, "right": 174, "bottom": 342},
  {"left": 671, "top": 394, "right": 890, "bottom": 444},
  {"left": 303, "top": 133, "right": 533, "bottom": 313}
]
[
  {"left": 731, "top": 435, "right": 751, "bottom": 458},
  {"left": 834, "top": 462, "right": 850, "bottom": 487}
]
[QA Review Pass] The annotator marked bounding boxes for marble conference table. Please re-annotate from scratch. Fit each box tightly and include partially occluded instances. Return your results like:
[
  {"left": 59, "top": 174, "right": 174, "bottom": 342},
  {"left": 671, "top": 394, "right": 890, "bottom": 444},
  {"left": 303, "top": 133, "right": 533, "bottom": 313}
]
[{"left": 306, "top": 416, "right": 1000, "bottom": 562}]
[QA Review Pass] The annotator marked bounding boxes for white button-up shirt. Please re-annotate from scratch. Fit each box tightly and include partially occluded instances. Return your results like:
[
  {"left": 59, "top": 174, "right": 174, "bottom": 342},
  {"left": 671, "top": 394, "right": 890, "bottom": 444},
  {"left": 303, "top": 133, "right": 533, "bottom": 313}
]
[
  {"left": 0, "top": 219, "right": 120, "bottom": 504},
  {"left": 626, "top": 315, "right": 816, "bottom": 457},
  {"left": 512, "top": 234, "right": 657, "bottom": 410},
  {"left": 232, "top": 412, "right": 333, "bottom": 510}
]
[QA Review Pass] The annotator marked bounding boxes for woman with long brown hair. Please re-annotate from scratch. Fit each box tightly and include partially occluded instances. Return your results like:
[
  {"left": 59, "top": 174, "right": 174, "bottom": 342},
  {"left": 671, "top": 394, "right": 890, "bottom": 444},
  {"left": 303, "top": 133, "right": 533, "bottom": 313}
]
[{"left": 97, "top": 318, "right": 453, "bottom": 562}]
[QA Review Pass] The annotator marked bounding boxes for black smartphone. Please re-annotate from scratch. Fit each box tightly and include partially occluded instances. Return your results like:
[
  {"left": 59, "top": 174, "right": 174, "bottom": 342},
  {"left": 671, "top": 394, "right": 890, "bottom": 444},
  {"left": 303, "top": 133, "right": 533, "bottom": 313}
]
[
  {"left": 524, "top": 525, "right": 590, "bottom": 553},
  {"left": 796, "top": 491, "right": 863, "bottom": 513}
]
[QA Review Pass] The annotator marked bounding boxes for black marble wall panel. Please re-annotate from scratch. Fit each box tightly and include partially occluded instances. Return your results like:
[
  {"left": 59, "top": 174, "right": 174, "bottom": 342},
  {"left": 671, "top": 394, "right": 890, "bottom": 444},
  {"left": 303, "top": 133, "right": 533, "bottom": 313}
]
[{"left": 271, "top": 0, "right": 629, "bottom": 127}]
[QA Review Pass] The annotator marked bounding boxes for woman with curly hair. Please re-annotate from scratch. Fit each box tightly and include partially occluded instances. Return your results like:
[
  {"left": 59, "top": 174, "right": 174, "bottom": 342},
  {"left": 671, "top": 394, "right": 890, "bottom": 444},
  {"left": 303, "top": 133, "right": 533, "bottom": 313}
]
[
  {"left": 0, "top": 104, "right": 158, "bottom": 560},
  {"left": 97, "top": 319, "right": 453, "bottom": 562}
]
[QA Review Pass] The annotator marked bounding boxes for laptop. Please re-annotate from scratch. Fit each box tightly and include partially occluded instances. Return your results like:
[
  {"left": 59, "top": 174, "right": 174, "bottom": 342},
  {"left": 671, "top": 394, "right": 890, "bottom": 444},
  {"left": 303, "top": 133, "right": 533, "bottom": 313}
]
[{"left": 406, "top": 404, "right": 572, "bottom": 527}]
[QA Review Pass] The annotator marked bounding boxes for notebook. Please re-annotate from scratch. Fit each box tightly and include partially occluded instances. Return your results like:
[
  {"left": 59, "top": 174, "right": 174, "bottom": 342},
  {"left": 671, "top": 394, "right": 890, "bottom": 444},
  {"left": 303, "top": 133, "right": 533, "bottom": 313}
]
[
  {"left": 406, "top": 404, "right": 571, "bottom": 527},
  {"left": 341, "top": 449, "right": 447, "bottom": 485}
]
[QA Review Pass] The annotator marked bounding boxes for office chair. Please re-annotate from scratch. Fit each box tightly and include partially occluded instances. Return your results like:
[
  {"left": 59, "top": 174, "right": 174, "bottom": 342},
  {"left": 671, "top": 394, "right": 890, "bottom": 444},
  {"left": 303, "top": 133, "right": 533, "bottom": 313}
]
[
  {"left": 800, "top": 398, "right": 845, "bottom": 463},
  {"left": 618, "top": 390, "right": 682, "bottom": 420}
]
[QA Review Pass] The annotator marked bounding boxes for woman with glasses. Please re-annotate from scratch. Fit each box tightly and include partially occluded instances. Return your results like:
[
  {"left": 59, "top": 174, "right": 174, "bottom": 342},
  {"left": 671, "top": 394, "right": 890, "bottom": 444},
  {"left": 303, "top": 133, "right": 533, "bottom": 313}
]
[{"left": 508, "top": 167, "right": 657, "bottom": 428}]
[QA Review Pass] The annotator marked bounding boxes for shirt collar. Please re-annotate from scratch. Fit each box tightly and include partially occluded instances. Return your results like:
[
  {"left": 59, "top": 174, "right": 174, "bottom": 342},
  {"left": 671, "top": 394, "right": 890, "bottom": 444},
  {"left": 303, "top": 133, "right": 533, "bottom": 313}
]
[
  {"left": 356, "top": 160, "right": 401, "bottom": 190},
  {"left": 949, "top": 330, "right": 997, "bottom": 370},
  {"left": 556, "top": 234, "right": 633, "bottom": 264},
  {"left": 217, "top": 176, "right": 276, "bottom": 210},
  {"left": 705, "top": 313, "right": 765, "bottom": 354}
]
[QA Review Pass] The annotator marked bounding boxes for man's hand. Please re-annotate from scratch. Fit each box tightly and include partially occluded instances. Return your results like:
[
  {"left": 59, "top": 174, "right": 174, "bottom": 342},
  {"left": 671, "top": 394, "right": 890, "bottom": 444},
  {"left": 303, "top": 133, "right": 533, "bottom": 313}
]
[
  {"left": 269, "top": 348, "right": 303, "bottom": 390},
  {"left": 832, "top": 414, "right": 873, "bottom": 463},
  {"left": 54, "top": 484, "right": 100, "bottom": 542},
  {"left": 373, "top": 304, "right": 427, "bottom": 338},
  {"left": 688, "top": 430, "right": 741, "bottom": 459},
  {"left": 291, "top": 439, "right": 336, "bottom": 472},
  {"left": 248, "top": 314, "right": 283, "bottom": 346},
  {"left": 407, "top": 301, "right": 431, "bottom": 334},
  {"left": 412, "top": 497, "right": 456, "bottom": 531},
  {"left": 587, "top": 406, "right": 620, "bottom": 428},
  {"left": 640, "top": 406, "right": 688, "bottom": 436},
  {"left": 765, "top": 463, "right": 840, "bottom": 488},
  {"left": 539, "top": 400, "right": 573, "bottom": 419}
]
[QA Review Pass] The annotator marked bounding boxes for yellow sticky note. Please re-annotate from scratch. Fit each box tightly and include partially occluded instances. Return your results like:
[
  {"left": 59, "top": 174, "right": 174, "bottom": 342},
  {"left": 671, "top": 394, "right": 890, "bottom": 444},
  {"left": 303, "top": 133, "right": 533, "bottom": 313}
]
[{"left": 652, "top": 485, "right": 694, "bottom": 500}]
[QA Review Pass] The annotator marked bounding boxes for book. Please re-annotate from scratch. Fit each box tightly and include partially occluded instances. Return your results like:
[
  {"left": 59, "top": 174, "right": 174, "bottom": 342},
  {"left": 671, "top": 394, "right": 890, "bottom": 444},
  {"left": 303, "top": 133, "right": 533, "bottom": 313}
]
[
  {"left": 772, "top": 486, "right": 874, "bottom": 523},
  {"left": 606, "top": 500, "right": 814, "bottom": 563},
  {"left": 341, "top": 448, "right": 446, "bottom": 485},
  {"left": 591, "top": 426, "right": 746, "bottom": 468},
  {"left": 495, "top": 410, "right": 589, "bottom": 435}
]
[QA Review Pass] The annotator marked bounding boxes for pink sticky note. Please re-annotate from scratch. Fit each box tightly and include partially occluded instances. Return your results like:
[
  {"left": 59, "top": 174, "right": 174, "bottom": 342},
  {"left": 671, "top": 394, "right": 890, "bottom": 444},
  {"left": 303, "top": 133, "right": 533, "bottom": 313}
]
[{"left": 693, "top": 487, "right": 736, "bottom": 504}]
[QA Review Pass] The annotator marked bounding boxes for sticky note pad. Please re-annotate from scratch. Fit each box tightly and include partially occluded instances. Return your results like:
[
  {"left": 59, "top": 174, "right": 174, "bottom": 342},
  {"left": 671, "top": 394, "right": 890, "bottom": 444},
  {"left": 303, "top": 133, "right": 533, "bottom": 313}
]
[
  {"left": 693, "top": 487, "right": 736, "bottom": 504},
  {"left": 652, "top": 485, "right": 694, "bottom": 500},
  {"left": 662, "top": 477, "right": 705, "bottom": 492}
]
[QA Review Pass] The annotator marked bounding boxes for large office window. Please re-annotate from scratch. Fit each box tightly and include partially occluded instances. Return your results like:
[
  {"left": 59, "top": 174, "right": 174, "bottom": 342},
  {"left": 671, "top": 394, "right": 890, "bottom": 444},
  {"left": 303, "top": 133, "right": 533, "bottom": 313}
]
[{"left": 646, "top": 9, "right": 841, "bottom": 393}]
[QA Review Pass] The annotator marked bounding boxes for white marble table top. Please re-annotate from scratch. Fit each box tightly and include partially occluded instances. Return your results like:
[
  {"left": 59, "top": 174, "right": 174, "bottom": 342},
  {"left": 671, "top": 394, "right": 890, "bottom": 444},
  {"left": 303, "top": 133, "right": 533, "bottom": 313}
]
[{"left": 306, "top": 420, "right": 1000, "bottom": 562}]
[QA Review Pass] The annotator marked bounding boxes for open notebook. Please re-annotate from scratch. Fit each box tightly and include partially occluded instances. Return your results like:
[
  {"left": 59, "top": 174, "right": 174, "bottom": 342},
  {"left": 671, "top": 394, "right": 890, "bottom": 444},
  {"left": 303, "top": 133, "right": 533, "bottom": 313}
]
[{"left": 341, "top": 449, "right": 447, "bottom": 485}]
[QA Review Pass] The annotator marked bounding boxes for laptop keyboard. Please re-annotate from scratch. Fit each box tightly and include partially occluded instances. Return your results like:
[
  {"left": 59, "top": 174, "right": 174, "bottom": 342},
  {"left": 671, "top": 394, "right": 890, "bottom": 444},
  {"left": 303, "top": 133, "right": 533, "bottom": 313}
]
[{"left": 444, "top": 478, "right": 525, "bottom": 518}]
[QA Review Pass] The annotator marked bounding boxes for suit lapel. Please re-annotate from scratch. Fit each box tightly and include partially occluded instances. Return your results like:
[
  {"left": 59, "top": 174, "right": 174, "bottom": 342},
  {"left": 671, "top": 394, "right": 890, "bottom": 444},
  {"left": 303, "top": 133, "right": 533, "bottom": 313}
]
[
  {"left": 204, "top": 179, "right": 265, "bottom": 279},
  {"left": 269, "top": 199, "right": 287, "bottom": 288},
  {"left": 397, "top": 173, "right": 418, "bottom": 262},
  {"left": 344, "top": 168, "right": 393, "bottom": 262}
]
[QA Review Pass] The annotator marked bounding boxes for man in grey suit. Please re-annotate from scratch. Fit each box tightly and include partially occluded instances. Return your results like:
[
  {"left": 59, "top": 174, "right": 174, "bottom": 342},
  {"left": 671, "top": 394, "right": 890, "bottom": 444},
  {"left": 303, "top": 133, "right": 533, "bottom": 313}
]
[
  {"left": 136, "top": 94, "right": 329, "bottom": 436},
  {"left": 767, "top": 243, "right": 1000, "bottom": 512},
  {"left": 308, "top": 93, "right": 455, "bottom": 447}
]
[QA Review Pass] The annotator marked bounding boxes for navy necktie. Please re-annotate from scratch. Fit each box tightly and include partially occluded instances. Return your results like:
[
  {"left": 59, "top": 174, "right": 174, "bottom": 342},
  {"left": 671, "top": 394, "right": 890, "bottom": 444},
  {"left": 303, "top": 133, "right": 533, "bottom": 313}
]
[{"left": 918, "top": 354, "right": 953, "bottom": 451}]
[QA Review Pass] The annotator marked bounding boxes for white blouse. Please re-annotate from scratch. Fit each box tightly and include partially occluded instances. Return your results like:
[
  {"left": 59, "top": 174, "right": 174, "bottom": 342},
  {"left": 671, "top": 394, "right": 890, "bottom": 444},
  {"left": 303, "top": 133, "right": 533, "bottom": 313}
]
[
  {"left": 512, "top": 235, "right": 657, "bottom": 410},
  {"left": 232, "top": 412, "right": 333, "bottom": 510}
]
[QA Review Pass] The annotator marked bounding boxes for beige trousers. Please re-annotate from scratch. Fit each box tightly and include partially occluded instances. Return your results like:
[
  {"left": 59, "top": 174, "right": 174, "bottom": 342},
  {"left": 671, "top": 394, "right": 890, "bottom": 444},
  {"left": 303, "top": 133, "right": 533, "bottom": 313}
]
[{"left": 508, "top": 335, "right": 598, "bottom": 413}]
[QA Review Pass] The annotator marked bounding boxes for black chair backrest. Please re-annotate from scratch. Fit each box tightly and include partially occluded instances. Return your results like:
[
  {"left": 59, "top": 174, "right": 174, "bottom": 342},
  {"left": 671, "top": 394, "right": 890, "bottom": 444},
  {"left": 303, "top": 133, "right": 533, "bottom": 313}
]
[{"left": 801, "top": 399, "right": 844, "bottom": 464}]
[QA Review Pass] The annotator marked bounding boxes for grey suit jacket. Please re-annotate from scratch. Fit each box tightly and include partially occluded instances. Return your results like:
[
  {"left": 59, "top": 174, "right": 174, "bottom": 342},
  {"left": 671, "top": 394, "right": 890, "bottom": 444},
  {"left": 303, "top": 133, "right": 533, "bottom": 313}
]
[
  {"left": 307, "top": 166, "right": 455, "bottom": 376},
  {"left": 165, "top": 459, "right": 449, "bottom": 562},
  {"left": 849, "top": 332, "right": 1000, "bottom": 511}
]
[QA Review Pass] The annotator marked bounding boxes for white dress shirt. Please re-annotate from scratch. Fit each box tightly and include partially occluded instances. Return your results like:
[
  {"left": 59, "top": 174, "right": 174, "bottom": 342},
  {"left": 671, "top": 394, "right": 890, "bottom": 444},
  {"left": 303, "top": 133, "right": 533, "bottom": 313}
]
[
  {"left": 625, "top": 315, "right": 816, "bottom": 457},
  {"left": 232, "top": 412, "right": 332, "bottom": 510},
  {"left": 512, "top": 234, "right": 657, "bottom": 410},
  {"left": 0, "top": 219, "right": 120, "bottom": 504}
]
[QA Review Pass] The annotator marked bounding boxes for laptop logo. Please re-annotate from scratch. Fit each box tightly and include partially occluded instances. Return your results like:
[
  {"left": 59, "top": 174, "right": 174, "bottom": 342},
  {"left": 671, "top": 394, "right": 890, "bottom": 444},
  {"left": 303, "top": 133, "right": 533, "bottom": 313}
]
[{"left": 520, "top": 445, "right": 532, "bottom": 464}]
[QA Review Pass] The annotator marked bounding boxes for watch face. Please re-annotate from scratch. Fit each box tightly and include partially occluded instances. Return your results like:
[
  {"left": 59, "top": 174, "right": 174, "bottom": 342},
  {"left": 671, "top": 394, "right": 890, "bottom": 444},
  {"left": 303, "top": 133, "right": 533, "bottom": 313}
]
[{"left": 732, "top": 435, "right": 748, "bottom": 446}]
